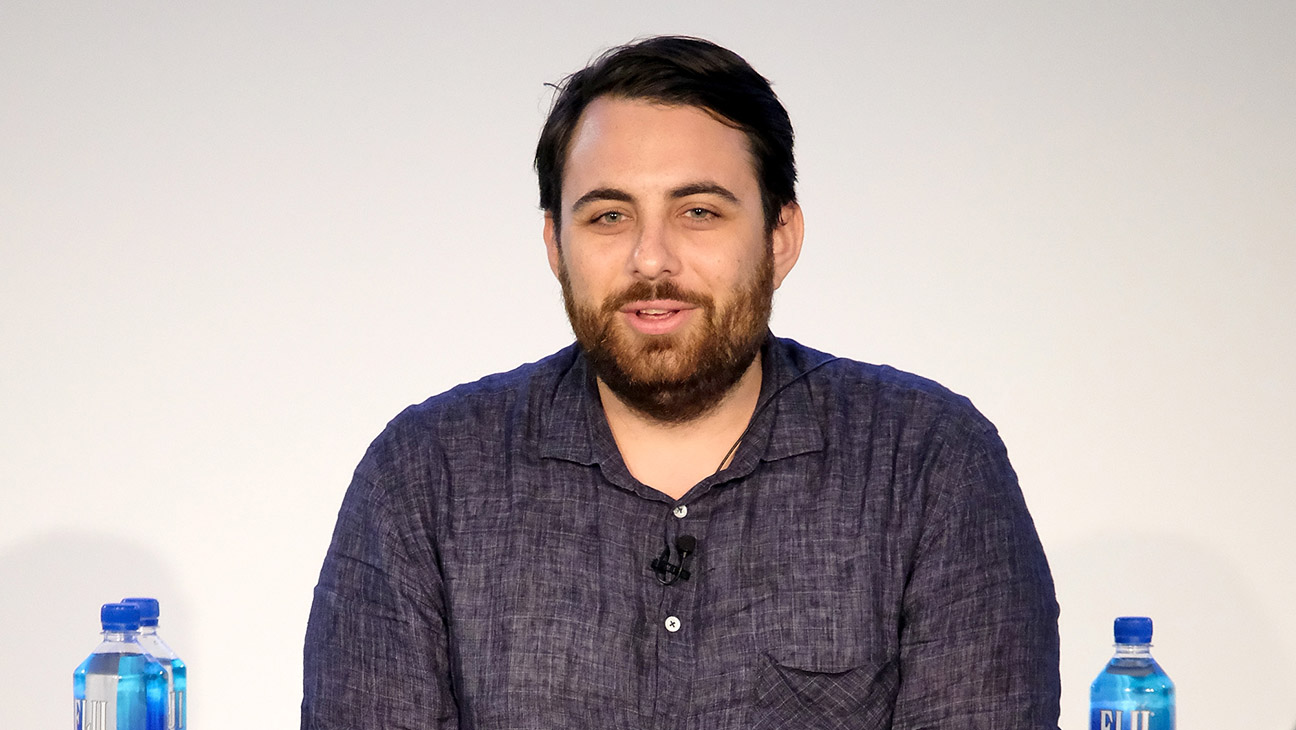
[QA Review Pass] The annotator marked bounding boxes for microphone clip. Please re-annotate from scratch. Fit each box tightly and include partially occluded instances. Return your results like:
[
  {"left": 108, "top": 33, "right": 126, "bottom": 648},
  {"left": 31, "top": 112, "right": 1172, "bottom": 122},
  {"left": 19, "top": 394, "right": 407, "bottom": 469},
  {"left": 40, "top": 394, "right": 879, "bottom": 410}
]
[{"left": 651, "top": 535, "right": 697, "bottom": 585}]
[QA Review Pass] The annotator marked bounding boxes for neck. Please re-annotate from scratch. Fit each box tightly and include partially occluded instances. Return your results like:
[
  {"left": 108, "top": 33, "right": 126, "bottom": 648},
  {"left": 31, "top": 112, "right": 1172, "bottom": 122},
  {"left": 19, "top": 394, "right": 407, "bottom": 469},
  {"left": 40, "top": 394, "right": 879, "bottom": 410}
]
[{"left": 597, "top": 356, "right": 763, "bottom": 498}]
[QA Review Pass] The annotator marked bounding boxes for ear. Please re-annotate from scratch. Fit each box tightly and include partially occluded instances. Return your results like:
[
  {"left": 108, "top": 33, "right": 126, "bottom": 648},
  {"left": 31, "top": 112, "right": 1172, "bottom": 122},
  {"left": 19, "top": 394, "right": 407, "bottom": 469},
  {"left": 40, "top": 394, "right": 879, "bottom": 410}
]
[
  {"left": 770, "top": 201, "right": 804, "bottom": 289},
  {"left": 543, "top": 212, "right": 562, "bottom": 281}
]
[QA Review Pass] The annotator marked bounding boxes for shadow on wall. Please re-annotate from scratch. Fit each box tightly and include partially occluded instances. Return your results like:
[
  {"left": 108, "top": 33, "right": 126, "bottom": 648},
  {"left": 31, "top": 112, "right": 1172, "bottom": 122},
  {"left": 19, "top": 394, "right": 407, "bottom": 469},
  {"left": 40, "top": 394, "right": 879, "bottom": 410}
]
[
  {"left": 0, "top": 531, "right": 188, "bottom": 729},
  {"left": 1050, "top": 530, "right": 1291, "bottom": 730}
]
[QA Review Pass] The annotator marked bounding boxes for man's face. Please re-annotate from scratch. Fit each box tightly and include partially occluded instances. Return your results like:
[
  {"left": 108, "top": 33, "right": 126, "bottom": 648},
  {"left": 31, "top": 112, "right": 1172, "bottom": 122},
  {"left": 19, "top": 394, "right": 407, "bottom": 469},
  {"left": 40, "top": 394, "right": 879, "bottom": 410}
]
[{"left": 544, "top": 97, "right": 802, "bottom": 422}]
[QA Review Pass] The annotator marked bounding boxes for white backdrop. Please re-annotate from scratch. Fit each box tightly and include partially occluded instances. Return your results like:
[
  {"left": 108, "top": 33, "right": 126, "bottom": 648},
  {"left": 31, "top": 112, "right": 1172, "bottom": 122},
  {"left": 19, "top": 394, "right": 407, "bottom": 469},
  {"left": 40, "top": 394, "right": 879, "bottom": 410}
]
[{"left": 2, "top": 1, "right": 1293, "bottom": 728}]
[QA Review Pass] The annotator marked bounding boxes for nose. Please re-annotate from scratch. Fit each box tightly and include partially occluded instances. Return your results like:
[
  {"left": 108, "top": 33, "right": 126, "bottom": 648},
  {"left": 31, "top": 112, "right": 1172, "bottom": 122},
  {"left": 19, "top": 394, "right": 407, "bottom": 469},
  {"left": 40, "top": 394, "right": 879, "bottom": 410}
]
[{"left": 629, "top": 218, "right": 680, "bottom": 280}]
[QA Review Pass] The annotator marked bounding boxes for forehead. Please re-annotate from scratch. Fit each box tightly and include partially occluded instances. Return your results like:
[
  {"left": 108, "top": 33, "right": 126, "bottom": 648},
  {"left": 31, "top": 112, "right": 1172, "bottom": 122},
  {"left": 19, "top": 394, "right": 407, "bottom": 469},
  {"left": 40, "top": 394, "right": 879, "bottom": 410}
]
[{"left": 561, "top": 97, "right": 759, "bottom": 202}]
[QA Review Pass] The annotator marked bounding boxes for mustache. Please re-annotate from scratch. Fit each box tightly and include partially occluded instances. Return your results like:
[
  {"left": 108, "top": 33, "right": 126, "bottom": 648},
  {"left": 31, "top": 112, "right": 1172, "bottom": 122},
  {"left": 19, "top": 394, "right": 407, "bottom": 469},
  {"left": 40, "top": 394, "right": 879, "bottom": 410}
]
[{"left": 601, "top": 280, "right": 712, "bottom": 314}]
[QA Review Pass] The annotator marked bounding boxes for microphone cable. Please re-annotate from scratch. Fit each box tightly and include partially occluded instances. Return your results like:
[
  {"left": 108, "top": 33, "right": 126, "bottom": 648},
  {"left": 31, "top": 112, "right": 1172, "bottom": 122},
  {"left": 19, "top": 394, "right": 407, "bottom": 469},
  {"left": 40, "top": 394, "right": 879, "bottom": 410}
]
[{"left": 653, "top": 534, "right": 697, "bottom": 586}]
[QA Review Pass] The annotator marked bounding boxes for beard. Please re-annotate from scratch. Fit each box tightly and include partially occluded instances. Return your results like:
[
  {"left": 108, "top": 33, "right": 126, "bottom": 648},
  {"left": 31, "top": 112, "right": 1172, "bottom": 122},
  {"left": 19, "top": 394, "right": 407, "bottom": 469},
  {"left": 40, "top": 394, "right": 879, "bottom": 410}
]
[{"left": 559, "top": 251, "right": 774, "bottom": 424}]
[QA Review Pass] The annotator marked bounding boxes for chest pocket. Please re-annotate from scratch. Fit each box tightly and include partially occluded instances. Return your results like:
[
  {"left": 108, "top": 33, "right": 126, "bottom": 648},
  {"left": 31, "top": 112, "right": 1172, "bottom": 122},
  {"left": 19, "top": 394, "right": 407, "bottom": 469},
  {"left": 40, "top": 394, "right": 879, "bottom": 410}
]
[{"left": 752, "top": 653, "right": 898, "bottom": 730}]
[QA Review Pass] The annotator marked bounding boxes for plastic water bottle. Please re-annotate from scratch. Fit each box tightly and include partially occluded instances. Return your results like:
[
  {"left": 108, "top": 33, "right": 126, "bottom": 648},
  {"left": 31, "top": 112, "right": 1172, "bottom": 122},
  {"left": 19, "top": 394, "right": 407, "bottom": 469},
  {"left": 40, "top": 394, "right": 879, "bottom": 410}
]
[
  {"left": 121, "top": 597, "right": 187, "bottom": 730},
  {"left": 1090, "top": 616, "right": 1175, "bottom": 730},
  {"left": 74, "top": 602, "right": 167, "bottom": 730}
]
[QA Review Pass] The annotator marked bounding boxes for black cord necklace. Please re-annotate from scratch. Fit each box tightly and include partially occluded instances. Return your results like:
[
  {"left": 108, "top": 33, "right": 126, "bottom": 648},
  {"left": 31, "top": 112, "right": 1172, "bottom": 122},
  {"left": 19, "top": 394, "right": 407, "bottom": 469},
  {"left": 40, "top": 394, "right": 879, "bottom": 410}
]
[
  {"left": 653, "top": 355, "right": 842, "bottom": 586},
  {"left": 712, "top": 356, "right": 842, "bottom": 474}
]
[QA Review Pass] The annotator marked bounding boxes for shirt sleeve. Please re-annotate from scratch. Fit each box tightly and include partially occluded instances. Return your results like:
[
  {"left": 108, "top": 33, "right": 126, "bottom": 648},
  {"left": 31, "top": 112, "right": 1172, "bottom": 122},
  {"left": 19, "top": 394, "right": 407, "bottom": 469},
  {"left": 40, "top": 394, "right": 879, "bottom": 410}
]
[
  {"left": 301, "top": 435, "right": 459, "bottom": 730},
  {"left": 890, "top": 418, "right": 1061, "bottom": 730}
]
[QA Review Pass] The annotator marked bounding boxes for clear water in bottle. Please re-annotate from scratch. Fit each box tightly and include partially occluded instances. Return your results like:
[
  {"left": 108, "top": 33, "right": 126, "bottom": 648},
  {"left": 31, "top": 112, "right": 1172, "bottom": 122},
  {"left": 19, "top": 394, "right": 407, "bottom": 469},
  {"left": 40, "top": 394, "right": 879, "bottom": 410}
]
[
  {"left": 122, "top": 597, "right": 187, "bottom": 730},
  {"left": 1090, "top": 616, "right": 1175, "bottom": 730},
  {"left": 73, "top": 603, "right": 167, "bottom": 730}
]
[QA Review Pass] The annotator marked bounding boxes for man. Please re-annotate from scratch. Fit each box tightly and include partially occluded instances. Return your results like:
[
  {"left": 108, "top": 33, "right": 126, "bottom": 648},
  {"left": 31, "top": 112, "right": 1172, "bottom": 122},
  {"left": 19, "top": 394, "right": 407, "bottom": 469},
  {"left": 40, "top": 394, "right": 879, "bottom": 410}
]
[{"left": 303, "top": 36, "right": 1060, "bottom": 729}]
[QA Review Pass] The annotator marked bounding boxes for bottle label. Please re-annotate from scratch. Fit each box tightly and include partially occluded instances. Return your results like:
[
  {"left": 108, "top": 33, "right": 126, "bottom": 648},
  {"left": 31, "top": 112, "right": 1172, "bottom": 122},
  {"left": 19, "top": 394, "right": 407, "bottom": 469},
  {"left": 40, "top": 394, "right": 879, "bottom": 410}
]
[
  {"left": 75, "top": 674, "right": 118, "bottom": 730},
  {"left": 172, "top": 688, "right": 185, "bottom": 730},
  {"left": 1091, "top": 707, "right": 1173, "bottom": 730}
]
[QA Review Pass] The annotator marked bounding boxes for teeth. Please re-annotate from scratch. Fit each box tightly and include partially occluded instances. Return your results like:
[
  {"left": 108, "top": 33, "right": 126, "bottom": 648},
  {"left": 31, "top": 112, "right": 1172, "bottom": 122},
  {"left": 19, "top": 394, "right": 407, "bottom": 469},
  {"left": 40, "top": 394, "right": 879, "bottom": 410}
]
[{"left": 639, "top": 309, "right": 669, "bottom": 315}]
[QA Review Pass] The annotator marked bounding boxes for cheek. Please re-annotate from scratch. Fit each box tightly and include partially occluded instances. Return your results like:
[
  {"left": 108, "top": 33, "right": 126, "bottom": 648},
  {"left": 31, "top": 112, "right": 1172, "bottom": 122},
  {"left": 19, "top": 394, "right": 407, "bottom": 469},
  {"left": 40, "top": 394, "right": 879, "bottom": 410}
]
[
  {"left": 702, "top": 251, "right": 763, "bottom": 289},
  {"left": 558, "top": 259, "right": 611, "bottom": 307},
  {"left": 562, "top": 247, "right": 626, "bottom": 291}
]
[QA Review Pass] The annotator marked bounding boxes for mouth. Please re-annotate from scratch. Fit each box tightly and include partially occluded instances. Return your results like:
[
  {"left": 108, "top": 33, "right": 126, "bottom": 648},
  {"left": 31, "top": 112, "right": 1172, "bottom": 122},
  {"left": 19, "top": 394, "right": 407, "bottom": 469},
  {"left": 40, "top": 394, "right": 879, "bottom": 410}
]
[
  {"left": 636, "top": 308, "right": 677, "bottom": 317},
  {"left": 618, "top": 300, "right": 698, "bottom": 334},
  {"left": 621, "top": 299, "right": 696, "bottom": 315}
]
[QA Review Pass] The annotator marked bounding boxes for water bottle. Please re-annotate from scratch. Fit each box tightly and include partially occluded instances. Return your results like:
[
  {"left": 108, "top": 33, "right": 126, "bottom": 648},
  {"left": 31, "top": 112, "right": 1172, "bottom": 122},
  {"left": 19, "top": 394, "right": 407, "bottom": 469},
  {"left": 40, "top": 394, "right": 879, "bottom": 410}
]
[
  {"left": 1090, "top": 616, "right": 1175, "bottom": 730},
  {"left": 74, "top": 602, "right": 168, "bottom": 730},
  {"left": 121, "top": 597, "right": 187, "bottom": 730}
]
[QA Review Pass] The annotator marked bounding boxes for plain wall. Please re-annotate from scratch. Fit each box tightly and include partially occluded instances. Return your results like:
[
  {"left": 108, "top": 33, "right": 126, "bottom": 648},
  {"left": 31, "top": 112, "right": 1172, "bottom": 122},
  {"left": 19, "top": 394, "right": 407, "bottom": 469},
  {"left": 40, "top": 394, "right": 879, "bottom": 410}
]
[{"left": 2, "top": 1, "right": 1293, "bottom": 727}]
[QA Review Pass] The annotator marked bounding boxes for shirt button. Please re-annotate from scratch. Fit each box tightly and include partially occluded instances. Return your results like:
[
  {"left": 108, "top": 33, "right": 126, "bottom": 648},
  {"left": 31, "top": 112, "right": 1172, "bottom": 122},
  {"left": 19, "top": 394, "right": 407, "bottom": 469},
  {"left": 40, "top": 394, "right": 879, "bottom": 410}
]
[
  {"left": 672, "top": 504, "right": 688, "bottom": 518},
  {"left": 664, "top": 616, "right": 681, "bottom": 633}
]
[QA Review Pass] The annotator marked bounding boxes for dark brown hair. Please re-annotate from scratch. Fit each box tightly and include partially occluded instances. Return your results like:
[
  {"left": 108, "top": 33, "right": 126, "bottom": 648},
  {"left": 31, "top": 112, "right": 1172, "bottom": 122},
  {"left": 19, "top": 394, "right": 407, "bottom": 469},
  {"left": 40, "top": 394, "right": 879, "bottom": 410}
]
[{"left": 535, "top": 36, "right": 796, "bottom": 233}]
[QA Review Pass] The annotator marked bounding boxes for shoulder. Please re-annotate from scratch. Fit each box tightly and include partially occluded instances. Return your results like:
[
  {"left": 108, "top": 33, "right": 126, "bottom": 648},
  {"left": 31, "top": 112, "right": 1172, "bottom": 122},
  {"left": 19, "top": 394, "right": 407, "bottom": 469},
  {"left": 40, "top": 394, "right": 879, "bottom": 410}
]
[
  {"left": 396, "top": 346, "right": 577, "bottom": 429},
  {"left": 774, "top": 336, "right": 995, "bottom": 438},
  {"left": 358, "top": 345, "right": 581, "bottom": 475},
  {"left": 773, "top": 339, "right": 1030, "bottom": 532}
]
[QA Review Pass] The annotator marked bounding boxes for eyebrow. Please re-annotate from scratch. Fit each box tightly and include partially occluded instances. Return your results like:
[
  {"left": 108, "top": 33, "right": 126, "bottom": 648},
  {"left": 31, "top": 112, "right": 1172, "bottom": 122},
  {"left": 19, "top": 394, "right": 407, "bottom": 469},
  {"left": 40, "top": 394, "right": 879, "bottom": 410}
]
[
  {"left": 669, "top": 182, "right": 739, "bottom": 204},
  {"left": 571, "top": 187, "right": 634, "bottom": 214},
  {"left": 569, "top": 181, "right": 741, "bottom": 214}
]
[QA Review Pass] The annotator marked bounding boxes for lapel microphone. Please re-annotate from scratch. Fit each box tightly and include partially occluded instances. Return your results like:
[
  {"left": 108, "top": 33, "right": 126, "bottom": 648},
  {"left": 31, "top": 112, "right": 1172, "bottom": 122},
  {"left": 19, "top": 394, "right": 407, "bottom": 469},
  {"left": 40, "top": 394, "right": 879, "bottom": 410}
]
[{"left": 651, "top": 534, "right": 697, "bottom": 585}]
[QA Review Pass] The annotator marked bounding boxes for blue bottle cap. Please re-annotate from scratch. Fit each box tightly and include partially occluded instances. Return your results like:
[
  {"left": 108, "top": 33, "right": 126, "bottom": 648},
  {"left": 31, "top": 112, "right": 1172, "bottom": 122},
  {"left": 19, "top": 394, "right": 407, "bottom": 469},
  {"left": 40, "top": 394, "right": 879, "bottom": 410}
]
[
  {"left": 121, "top": 597, "right": 160, "bottom": 627},
  {"left": 1114, "top": 616, "right": 1153, "bottom": 643},
  {"left": 101, "top": 602, "right": 142, "bottom": 631}
]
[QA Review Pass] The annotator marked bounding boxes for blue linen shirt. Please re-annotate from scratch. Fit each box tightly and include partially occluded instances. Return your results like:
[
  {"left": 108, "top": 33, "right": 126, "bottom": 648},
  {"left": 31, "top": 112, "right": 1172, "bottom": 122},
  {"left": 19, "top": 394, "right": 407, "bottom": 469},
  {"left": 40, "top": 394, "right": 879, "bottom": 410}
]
[{"left": 302, "top": 336, "right": 1060, "bottom": 729}]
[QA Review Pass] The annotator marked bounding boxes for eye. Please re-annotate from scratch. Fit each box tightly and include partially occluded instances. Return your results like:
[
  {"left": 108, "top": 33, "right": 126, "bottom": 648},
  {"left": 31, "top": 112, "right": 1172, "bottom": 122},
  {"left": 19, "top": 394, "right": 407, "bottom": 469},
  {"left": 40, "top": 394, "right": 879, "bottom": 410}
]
[
  {"left": 684, "top": 207, "right": 717, "bottom": 220},
  {"left": 593, "top": 211, "right": 625, "bottom": 224}
]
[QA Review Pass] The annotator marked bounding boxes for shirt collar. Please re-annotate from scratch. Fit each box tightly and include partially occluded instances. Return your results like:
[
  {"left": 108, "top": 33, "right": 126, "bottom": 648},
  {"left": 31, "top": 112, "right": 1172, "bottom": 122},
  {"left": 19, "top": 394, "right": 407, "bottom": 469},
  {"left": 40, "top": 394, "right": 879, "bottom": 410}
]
[
  {"left": 536, "top": 334, "right": 829, "bottom": 472},
  {"left": 536, "top": 346, "right": 601, "bottom": 465},
  {"left": 743, "top": 335, "right": 828, "bottom": 464}
]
